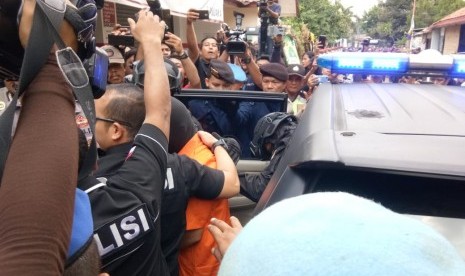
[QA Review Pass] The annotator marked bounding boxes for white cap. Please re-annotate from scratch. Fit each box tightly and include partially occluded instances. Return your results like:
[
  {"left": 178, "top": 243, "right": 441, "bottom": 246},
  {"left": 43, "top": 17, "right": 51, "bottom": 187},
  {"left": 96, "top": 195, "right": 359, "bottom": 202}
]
[{"left": 100, "top": 45, "right": 124, "bottom": 64}]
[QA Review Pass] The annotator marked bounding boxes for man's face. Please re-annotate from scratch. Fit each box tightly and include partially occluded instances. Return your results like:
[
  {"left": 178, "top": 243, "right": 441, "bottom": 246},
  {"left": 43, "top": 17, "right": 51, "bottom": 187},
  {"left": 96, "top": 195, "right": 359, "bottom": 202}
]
[
  {"left": 286, "top": 75, "right": 305, "bottom": 95},
  {"left": 301, "top": 54, "right": 312, "bottom": 68},
  {"left": 108, "top": 63, "right": 125, "bottom": 84},
  {"left": 94, "top": 92, "right": 114, "bottom": 151},
  {"left": 262, "top": 76, "right": 286, "bottom": 92},
  {"left": 206, "top": 75, "right": 233, "bottom": 90},
  {"left": 170, "top": 58, "right": 186, "bottom": 79},
  {"left": 200, "top": 38, "right": 219, "bottom": 61},
  {"left": 161, "top": 43, "right": 171, "bottom": 57}
]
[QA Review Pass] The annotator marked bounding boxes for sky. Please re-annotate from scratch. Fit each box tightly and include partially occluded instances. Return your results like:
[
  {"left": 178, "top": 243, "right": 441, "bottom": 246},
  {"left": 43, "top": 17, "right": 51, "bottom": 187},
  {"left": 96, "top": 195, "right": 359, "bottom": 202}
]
[{"left": 339, "top": 0, "right": 380, "bottom": 17}]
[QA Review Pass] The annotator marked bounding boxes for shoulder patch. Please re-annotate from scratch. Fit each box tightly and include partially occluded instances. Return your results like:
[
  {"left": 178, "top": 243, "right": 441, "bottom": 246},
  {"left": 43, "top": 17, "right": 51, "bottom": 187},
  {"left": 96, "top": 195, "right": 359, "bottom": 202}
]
[{"left": 93, "top": 204, "right": 154, "bottom": 260}]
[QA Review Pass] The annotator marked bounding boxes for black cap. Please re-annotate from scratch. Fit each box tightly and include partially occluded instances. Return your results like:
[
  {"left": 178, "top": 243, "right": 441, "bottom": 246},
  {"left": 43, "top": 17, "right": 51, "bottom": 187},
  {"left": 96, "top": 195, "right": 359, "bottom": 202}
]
[
  {"left": 209, "top": 59, "right": 235, "bottom": 84},
  {"left": 287, "top": 64, "right": 305, "bottom": 77},
  {"left": 260, "top": 63, "right": 288, "bottom": 82}
]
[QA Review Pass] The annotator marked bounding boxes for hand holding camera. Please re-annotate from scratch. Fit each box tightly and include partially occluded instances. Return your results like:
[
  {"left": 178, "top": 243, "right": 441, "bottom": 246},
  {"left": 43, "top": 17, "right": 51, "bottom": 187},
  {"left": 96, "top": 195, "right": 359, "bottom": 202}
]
[
  {"left": 186, "top": 9, "right": 199, "bottom": 24},
  {"left": 164, "top": 32, "right": 184, "bottom": 55},
  {"left": 128, "top": 10, "right": 166, "bottom": 45}
]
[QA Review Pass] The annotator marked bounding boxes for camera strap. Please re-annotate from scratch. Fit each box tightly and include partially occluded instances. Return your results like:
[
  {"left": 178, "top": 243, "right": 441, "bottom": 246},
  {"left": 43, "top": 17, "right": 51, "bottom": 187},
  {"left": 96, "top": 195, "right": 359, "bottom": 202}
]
[{"left": 0, "top": 0, "right": 97, "bottom": 183}]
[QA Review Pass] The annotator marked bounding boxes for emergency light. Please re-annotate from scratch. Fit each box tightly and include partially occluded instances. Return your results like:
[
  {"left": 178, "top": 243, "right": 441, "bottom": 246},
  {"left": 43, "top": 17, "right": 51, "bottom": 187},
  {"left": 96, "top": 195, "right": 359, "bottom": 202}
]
[
  {"left": 317, "top": 50, "right": 465, "bottom": 78},
  {"left": 317, "top": 53, "right": 409, "bottom": 74},
  {"left": 450, "top": 54, "right": 465, "bottom": 77}
]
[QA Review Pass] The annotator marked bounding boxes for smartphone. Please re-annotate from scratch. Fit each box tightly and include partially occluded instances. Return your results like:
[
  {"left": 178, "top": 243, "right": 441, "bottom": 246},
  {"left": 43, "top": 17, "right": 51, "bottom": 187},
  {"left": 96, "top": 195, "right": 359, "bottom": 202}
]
[
  {"left": 315, "top": 75, "right": 329, "bottom": 83},
  {"left": 195, "top": 9, "right": 209, "bottom": 20},
  {"left": 108, "top": 34, "right": 135, "bottom": 47}
]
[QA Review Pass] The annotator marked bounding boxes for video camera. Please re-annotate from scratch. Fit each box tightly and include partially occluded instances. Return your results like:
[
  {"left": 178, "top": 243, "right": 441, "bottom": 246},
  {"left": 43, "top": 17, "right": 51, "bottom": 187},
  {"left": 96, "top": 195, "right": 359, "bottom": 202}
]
[
  {"left": 225, "top": 11, "right": 247, "bottom": 55},
  {"left": 258, "top": 0, "right": 269, "bottom": 18},
  {"left": 146, "top": 0, "right": 171, "bottom": 34},
  {"left": 0, "top": 0, "right": 107, "bottom": 98}
]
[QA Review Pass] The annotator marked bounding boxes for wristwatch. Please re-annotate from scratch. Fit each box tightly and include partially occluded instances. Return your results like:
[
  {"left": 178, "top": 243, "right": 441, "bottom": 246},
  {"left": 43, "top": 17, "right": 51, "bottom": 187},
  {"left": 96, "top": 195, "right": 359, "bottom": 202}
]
[
  {"left": 212, "top": 138, "right": 228, "bottom": 151},
  {"left": 173, "top": 51, "right": 189, "bottom": 60}
]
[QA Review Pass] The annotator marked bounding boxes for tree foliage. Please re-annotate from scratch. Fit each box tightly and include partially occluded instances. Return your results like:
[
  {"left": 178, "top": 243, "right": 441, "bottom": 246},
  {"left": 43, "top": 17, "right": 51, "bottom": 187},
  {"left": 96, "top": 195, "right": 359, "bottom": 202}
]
[
  {"left": 414, "top": 0, "right": 465, "bottom": 28},
  {"left": 282, "top": 0, "right": 355, "bottom": 47},
  {"left": 362, "top": 0, "right": 465, "bottom": 42},
  {"left": 361, "top": 0, "right": 410, "bottom": 41}
]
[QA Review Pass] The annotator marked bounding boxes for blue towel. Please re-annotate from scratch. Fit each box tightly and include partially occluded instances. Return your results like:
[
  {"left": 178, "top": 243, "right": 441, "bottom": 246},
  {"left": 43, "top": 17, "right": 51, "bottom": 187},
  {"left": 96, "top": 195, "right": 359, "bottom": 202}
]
[{"left": 219, "top": 192, "right": 465, "bottom": 275}]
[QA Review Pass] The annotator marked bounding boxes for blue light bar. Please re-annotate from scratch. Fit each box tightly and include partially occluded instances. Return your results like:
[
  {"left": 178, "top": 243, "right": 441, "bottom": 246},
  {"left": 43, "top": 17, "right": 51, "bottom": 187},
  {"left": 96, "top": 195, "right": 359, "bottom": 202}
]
[
  {"left": 450, "top": 55, "right": 465, "bottom": 77},
  {"left": 317, "top": 53, "right": 409, "bottom": 74}
]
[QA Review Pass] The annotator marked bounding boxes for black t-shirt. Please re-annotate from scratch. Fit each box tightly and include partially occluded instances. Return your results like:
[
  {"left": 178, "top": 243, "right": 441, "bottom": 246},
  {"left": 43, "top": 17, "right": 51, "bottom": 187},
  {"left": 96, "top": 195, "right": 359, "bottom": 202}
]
[
  {"left": 162, "top": 154, "right": 223, "bottom": 276},
  {"left": 80, "top": 124, "right": 169, "bottom": 276},
  {"left": 94, "top": 135, "right": 224, "bottom": 276},
  {"left": 95, "top": 142, "right": 132, "bottom": 178}
]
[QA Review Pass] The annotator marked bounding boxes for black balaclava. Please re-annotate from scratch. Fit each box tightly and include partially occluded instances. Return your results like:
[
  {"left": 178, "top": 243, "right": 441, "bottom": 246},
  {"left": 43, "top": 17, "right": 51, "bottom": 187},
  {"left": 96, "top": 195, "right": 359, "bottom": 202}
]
[{"left": 168, "top": 97, "right": 196, "bottom": 153}]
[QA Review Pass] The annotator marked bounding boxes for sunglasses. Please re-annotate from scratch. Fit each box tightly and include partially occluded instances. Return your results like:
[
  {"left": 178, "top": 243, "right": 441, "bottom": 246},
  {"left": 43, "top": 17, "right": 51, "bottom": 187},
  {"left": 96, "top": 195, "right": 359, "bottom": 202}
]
[{"left": 96, "top": 117, "right": 133, "bottom": 128}]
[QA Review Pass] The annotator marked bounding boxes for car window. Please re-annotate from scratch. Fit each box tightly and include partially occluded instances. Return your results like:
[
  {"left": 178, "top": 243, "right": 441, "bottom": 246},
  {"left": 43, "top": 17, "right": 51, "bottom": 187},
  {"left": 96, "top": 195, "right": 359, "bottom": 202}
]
[{"left": 174, "top": 89, "right": 287, "bottom": 160}]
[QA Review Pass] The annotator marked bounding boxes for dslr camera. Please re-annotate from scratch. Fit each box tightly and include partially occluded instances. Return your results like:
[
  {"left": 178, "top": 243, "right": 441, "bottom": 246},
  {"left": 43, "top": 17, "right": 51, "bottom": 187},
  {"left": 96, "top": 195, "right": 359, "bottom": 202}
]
[
  {"left": 225, "top": 11, "right": 247, "bottom": 55},
  {"left": 258, "top": 0, "right": 269, "bottom": 18}
]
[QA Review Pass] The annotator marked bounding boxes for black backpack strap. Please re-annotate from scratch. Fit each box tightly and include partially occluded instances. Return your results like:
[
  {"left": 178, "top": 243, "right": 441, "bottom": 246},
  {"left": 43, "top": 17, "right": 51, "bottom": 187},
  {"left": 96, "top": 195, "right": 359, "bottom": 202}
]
[{"left": 36, "top": 0, "right": 98, "bottom": 182}]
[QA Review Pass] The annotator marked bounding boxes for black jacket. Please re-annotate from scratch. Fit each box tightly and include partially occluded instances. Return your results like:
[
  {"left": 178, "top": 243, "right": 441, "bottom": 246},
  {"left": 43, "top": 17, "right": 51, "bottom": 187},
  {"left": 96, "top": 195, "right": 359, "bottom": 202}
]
[{"left": 79, "top": 124, "right": 170, "bottom": 276}]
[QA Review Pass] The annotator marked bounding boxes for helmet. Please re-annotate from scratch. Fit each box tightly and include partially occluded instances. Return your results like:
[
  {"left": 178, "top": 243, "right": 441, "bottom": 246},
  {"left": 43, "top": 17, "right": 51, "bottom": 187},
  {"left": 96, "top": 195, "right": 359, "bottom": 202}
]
[
  {"left": 133, "top": 58, "right": 182, "bottom": 94},
  {"left": 250, "top": 112, "right": 297, "bottom": 159},
  {"left": 65, "top": 0, "right": 100, "bottom": 59}
]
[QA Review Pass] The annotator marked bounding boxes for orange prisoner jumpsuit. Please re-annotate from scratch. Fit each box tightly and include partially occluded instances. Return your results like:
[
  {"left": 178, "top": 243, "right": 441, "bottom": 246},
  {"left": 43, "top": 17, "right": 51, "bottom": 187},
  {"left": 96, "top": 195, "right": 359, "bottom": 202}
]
[{"left": 178, "top": 133, "right": 231, "bottom": 276}]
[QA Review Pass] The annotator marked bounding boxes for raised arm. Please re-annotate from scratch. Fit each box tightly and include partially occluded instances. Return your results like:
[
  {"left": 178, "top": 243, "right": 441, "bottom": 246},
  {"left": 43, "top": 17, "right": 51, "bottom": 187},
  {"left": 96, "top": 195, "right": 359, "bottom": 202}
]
[
  {"left": 242, "top": 48, "right": 263, "bottom": 89},
  {"left": 0, "top": 0, "right": 79, "bottom": 273},
  {"left": 186, "top": 9, "right": 200, "bottom": 62},
  {"left": 129, "top": 11, "right": 171, "bottom": 138},
  {"left": 165, "top": 32, "right": 201, "bottom": 88}
]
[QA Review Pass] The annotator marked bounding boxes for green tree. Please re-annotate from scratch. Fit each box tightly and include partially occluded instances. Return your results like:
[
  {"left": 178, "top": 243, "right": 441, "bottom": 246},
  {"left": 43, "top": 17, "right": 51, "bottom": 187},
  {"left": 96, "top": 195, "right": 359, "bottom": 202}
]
[
  {"left": 362, "top": 0, "right": 410, "bottom": 41},
  {"left": 414, "top": 0, "right": 465, "bottom": 28},
  {"left": 282, "top": 0, "right": 354, "bottom": 51},
  {"left": 363, "top": 0, "right": 465, "bottom": 43}
]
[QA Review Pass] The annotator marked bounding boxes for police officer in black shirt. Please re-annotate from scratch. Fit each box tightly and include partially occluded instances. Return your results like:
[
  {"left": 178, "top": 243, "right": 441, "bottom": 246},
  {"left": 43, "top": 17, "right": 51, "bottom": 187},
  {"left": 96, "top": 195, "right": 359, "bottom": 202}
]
[
  {"left": 94, "top": 96, "right": 240, "bottom": 275},
  {"left": 94, "top": 52, "right": 240, "bottom": 275},
  {"left": 241, "top": 112, "right": 297, "bottom": 202},
  {"left": 77, "top": 12, "right": 172, "bottom": 275},
  {"left": 187, "top": 59, "right": 235, "bottom": 136}
]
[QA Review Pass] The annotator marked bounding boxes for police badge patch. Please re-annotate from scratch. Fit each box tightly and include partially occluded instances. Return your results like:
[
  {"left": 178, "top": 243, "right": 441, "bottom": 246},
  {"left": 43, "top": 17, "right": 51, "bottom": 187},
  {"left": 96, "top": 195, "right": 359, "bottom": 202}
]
[{"left": 93, "top": 204, "right": 154, "bottom": 260}]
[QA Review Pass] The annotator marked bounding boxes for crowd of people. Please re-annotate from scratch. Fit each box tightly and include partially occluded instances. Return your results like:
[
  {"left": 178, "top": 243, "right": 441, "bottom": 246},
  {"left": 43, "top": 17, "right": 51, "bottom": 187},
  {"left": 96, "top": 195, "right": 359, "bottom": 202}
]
[{"left": 1, "top": 0, "right": 465, "bottom": 275}]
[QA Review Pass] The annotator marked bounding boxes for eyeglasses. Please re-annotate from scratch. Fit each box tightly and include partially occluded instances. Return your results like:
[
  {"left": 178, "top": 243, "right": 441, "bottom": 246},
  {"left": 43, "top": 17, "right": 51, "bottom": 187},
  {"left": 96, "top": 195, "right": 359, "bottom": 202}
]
[{"left": 96, "top": 117, "right": 133, "bottom": 128}]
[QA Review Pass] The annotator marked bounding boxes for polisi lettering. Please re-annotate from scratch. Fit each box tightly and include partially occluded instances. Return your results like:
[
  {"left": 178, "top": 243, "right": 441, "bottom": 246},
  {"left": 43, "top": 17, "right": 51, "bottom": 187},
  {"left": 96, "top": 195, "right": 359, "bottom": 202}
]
[
  {"left": 94, "top": 204, "right": 154, "bottom": 257},
  {"left": 164, "top": 168, "right": 175, "bottom": 190}
]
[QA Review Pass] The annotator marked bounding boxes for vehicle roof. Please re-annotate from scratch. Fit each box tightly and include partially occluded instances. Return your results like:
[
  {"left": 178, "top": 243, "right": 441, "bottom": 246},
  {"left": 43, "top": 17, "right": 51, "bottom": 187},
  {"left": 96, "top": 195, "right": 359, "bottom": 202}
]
[{"left": 298, "top": 83, "right": 465, "bottom": 177}]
